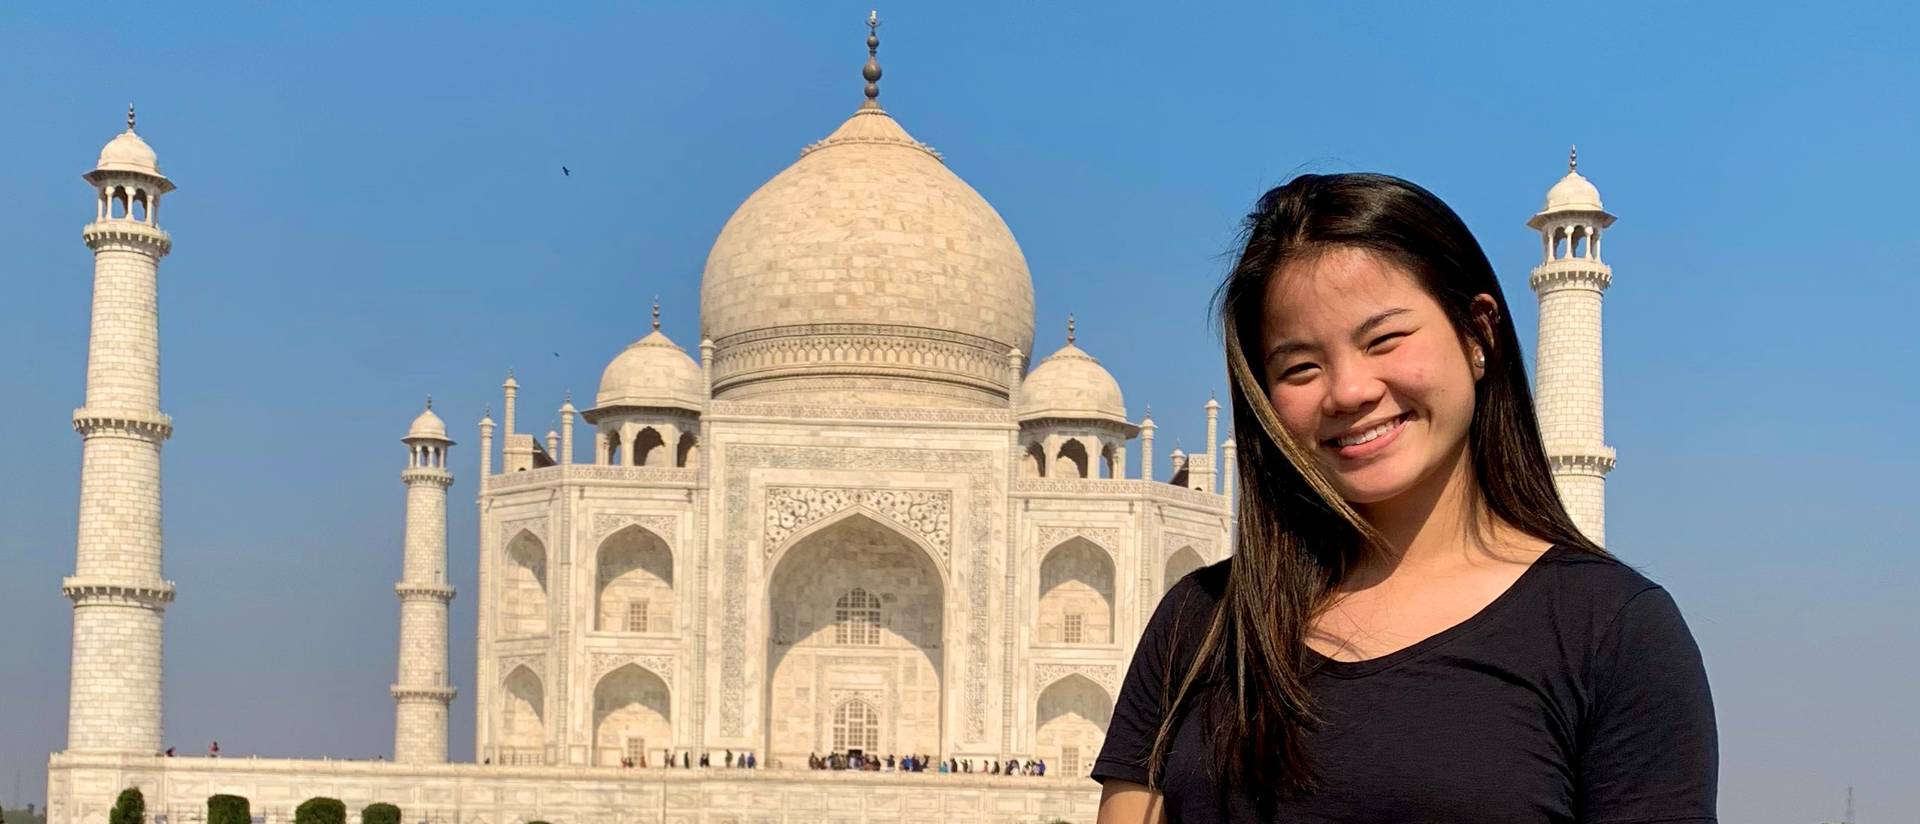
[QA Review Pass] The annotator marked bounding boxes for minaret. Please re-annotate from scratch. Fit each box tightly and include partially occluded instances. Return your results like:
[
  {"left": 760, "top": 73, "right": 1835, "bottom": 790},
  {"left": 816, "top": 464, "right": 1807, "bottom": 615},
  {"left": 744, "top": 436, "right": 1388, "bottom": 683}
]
[
  {"left": 1202, "top": 394, "right": 1221, "bottom": 493},
  {"left": 1527, "top": 147, "right": 1617, "bottom": 545},
  {"left": 64, "top": 106, "right": 176, "bottom": 754},
  {"left": 1138, "top": 407, "right": 1155, "bottom": 481},
  {"left": 392, "top": 399, "right": 457, "bottom": 762}
]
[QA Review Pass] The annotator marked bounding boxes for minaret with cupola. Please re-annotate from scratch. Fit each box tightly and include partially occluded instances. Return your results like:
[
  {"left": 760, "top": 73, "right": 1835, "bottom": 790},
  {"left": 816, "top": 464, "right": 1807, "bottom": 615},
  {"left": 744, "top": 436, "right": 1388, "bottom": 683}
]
[
  {"left": 393, "top": 398, "right": 458, "bottom": 762},
  {"left": 1527, "top": 147, "right": 1617, "bottom": 545},
  {"left": 63, "top": 106, "right": 177, "bottom": 754}
]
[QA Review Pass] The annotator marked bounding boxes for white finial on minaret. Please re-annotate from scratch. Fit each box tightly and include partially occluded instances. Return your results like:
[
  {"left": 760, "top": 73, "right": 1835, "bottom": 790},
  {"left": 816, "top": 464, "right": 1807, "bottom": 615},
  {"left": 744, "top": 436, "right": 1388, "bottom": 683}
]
[
  {"left": 559, "top": 392, "right": 576, "bottom": 466},
  {"left": 65, "top": 109, "right": 178, "bottom": 754},
  {"left": 1528, "top": 148, "right": 1617, "bottom": 544},
  {"left": 394, "top": 402, "right": 457, "bottom": 762},
  {"left": 1139, "top": 406, "right": 1157, "bottom": 481}
]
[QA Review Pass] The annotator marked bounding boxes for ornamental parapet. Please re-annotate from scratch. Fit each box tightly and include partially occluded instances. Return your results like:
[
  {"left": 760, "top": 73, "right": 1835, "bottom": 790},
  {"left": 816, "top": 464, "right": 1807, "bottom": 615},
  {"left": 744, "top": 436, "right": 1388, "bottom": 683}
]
[
  {"left": 401, "top": 468, "right": 454, "bottom": 487},
  {"left": 707, "top": 399, "right": 1012, "bottom": 426},
  {"left": 1528, "top": 259, "right": 1612, "bottom": 293},
  {"left": 72, "top": 407, "right": 173, "bottom": 441},
  {"left": 389, "top": 684, "right": 457, "bottom": 703},
  {"left": 82, "top": 220, "right": 172, "bottom": 255},
  {"left": 62, "top": 576, "right": 175, "bottom": 608},
  {"left": 395, "top": 582, "right": 457, "bottom": 601},
  {"left": 1546, "top": 445, "right": 1617, "bottom": 476},
  {"left": 1011, "top": 478, "right": 1226, "bottom": 510},
  {"left": 487, "top": 464, "right": 699, "bottom": 492}
]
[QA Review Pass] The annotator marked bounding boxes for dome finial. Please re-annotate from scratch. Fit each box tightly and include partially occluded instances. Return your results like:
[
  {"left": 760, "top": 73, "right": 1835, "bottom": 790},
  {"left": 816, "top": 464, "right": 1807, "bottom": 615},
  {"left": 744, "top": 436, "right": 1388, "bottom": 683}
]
[
  {"left": 861, "top": 10, "right": 883, "bottom": 109},
  {"left": 126, "top": 103, "right": 136, "bottom": 132},
  {"left": 652, "top": 295, "right": 661, "bottom": 331},
  {"left": 425, "top": 393, "right": 433, "bottom": 410},
  {"left": 1066, "top": 313, "right": 1076, "bottom": 345},
  {"left": 1569, "top": 144, "right": 1578, "bottom": 173}
]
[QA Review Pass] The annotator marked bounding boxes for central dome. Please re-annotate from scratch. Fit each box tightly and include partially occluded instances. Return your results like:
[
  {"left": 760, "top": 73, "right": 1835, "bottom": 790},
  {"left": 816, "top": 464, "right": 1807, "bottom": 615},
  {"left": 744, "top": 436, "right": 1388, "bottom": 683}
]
[{"left": 699, "top": 104, "right": 1036, "bottom": 407}]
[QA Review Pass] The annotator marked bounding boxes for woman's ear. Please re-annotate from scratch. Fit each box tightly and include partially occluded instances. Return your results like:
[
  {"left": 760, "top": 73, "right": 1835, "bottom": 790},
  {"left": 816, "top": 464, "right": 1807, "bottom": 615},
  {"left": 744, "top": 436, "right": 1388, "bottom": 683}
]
[{"left": 1469, "top": 294, "right": 1501, "bottom": 379}]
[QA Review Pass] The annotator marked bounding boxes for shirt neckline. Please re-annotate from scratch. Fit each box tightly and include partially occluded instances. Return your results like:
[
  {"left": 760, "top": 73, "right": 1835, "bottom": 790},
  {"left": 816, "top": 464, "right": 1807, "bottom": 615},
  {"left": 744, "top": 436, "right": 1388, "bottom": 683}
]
[{"left": 1303, "top": 543, "right": 1567, "bottom": 679}]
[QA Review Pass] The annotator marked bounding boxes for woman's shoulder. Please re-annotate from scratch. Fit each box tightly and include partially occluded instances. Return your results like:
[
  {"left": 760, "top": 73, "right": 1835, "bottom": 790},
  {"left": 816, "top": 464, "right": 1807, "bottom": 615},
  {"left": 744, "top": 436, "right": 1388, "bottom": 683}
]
[{"left": 1532, "top": 544, "right": 1672, "bottom": 614}]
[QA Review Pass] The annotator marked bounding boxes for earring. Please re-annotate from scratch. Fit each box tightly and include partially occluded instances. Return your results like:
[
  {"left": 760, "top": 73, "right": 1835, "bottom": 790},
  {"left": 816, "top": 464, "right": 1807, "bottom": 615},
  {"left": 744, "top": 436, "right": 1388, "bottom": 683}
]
[{"left": 1472, "top": 350, "right": 1486, "bottom": 368}]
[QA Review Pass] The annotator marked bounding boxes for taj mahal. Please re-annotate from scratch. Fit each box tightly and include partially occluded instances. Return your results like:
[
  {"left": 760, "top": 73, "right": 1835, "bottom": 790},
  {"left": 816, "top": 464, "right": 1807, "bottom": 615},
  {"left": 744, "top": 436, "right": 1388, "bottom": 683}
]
[{"left": 43, "top": 18, "right": 1621, "bottom": 824}]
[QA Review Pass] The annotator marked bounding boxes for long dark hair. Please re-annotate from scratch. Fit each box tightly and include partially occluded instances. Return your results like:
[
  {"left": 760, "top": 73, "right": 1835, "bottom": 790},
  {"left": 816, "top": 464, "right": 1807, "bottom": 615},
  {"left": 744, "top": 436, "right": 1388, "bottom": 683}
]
[{"left": 1145, "top": 173, "right": 1605, "bottom": 798}]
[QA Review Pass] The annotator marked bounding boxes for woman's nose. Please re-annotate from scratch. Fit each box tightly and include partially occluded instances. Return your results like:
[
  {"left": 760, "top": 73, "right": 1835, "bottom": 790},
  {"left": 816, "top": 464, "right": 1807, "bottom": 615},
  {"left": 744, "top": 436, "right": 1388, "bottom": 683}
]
[{"left": 1323, "top": 361, "right": 1387, "bottom": 415}]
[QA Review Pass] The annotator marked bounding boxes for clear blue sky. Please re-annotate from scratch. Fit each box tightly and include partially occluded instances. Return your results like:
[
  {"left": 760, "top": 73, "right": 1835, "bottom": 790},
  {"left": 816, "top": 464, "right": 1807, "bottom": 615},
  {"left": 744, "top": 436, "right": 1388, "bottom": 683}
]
[{"left": 2, "top": 2, "right": 1915, "bottom": 822}]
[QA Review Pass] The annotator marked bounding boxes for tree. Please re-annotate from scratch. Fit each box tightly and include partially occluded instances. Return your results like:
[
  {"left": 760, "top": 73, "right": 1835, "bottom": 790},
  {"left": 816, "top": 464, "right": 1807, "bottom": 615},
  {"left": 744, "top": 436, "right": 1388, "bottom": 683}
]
[
  {"left": 293, "top": 798, "right": 344, "bottom": 824},
  {"left": 110, "top": 789, "right": 145, "bottom": 824},
  {"left": 207, "top": 795, "right": 250, "bottom": 824},
  {"left": 361, "top": 803, "right": 399, "bottom": 824}
]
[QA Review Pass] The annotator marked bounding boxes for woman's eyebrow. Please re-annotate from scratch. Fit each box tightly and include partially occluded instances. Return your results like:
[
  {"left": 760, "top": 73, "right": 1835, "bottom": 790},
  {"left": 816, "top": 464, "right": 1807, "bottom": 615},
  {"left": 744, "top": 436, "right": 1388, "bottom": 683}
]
[{"left": 1354, "top": 307, "right": 1412, "bottom": 337}]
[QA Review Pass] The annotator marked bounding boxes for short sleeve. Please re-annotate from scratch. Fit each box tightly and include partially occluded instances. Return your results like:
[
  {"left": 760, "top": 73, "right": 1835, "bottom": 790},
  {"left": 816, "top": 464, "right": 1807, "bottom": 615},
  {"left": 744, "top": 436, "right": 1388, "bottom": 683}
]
[
  {"left": 1577, "top": 586, "right": 1719, "bottom": 823},
  {"left": 1092, "top": 574, "right": 1211, "bottom": 787}
]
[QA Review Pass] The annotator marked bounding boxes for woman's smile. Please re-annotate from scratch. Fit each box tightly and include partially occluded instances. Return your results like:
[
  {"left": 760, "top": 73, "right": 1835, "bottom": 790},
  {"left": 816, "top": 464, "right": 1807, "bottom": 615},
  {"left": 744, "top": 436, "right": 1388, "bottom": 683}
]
[{"left": 1324, "top": 410, "right": 1414, "bottom": 461}]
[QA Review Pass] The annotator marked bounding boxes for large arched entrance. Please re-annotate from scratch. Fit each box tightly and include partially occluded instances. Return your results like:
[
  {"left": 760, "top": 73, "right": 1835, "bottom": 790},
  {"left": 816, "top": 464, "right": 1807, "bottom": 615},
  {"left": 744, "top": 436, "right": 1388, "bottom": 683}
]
[
  {"left": 1034, "top": 673, "right": 1112, "bottom": 778},
  {"left": 766, "top": 512, "right": 944, "bottom": 765},
  {"left": 591, "top": 664, "right": 671, "bottom": 766}
]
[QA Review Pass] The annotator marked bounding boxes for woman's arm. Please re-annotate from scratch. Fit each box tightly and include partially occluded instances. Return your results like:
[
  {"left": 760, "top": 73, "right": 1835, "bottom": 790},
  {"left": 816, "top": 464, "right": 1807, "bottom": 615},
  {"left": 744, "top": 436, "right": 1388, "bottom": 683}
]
[{"left": 1097, "top": 779, "right": 1166, "bottom": 824}]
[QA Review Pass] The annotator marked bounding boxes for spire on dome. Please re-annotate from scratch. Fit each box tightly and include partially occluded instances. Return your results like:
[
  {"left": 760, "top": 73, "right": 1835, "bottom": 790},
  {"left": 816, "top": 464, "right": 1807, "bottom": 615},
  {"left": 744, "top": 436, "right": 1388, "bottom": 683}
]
[
  {"left": 652, "top": 296, "right": 661, "bottom": 331},
  {"left": 127, "top": 103, "right": 136, "bottom": 131},
  {"left": 425, "top": 394, "right": 433, "bottom": 410},
  {"left": 1569, "top": 145, "right": 1578, "bottom": 173},
  {"left": 861, "top": 10, "right": 883, "bottom": 109},
  {"left": 1066, "top": 313, "right": 1076, "bottom": 345}
]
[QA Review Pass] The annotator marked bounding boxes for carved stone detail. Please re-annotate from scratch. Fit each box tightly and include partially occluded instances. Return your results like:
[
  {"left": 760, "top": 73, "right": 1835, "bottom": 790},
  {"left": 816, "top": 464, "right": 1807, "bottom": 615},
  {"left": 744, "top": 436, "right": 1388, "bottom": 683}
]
[
  {"left": 502, "top": 517, "right": 547, "bottom": 544},
  {"left": 589, "top": 652, "right": 675, "bottom": 686},
  {"left": 590, "top": 512, "right": 679, "bottom": 544},
  {"left": 1034, "top": 662, "right": 1119, "bottom": 696},
  {"left": 498, "top": 654, "right": 544, "bottom": 682},
  {"left": 1033, "top": 526, "right": 1121, "bottom": 557},
  {"left": 764, "top": 487, "right": 952, "bottom": 560}
]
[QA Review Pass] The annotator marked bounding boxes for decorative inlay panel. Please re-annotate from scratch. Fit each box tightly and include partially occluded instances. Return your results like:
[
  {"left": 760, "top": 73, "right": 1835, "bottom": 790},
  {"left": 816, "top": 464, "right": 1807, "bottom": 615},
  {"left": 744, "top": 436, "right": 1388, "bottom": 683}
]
[
  {"left": 764, "top": 487, "right": 952, "bottom": 560},
  {"left": 501, "top": 517, "right": 547, "bottom": 544},
  {"left": 498, "top": 654, "right": 544, "bottom": 682}
]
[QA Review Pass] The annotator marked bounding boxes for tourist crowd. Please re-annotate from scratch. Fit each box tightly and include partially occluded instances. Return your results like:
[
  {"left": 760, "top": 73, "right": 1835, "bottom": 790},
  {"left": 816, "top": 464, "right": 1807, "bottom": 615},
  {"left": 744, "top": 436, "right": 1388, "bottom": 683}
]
[{"left": 806, "top": 752, "right": 1049, "bottom": 776}]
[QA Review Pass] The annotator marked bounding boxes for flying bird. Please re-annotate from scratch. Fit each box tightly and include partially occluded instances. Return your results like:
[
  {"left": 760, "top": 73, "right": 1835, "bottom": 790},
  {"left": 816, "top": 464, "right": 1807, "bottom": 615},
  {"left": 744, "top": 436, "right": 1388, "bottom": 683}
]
[{"left": 561, "top": 166, "right": 570, "bottom": 176}]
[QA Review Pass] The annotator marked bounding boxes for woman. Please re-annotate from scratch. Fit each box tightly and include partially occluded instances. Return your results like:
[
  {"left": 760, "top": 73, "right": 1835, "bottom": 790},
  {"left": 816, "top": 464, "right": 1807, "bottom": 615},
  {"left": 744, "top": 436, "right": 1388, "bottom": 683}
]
[{"left": 1092, "top": 173, "right": 1717, "bottom": 822}]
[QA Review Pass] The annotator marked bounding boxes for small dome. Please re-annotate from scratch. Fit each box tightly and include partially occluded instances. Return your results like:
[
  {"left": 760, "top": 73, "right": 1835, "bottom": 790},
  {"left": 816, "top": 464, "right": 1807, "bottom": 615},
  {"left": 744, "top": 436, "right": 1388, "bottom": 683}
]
[
  {"left": 595, "top": 330, "right": 703, "bottom": 412},
  {"left": 406, "top": 406, "right": 450, "bottom": 441},
  {"left": 96, "top": 130, "right": 161, "bottom": 176},
  {"left": 1018, "top": 343, "right": 1127, "bottom": 424},
  {"left": 1543, "top": 171, "right": 1603, "bottom": 212}
]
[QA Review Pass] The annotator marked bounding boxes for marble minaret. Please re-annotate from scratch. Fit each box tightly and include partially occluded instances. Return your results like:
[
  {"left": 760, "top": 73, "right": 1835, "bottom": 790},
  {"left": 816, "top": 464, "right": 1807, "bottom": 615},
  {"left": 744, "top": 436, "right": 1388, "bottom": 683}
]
[
  {"left": 65, "top": 106, "right": 177, "bottom": 753},
  {"left": 1528, "top": 147, "right": 1618, "bottom": 545},
  {"left": 392, "top": 400, "right": 457, "bottom": 762}
]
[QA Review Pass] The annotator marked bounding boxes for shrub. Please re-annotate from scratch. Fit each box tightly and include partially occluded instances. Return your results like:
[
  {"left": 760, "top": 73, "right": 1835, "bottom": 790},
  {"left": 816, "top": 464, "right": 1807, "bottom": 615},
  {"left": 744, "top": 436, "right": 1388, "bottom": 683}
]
[
  {"left": 293, "top": 798, "right": 344, "bottom": 824},
  {"left": 361, "top": 804, "right": 399, "bottom": 824},
  {"left": 110, "top": 789, "right": 145, "bottom": 824},
  {"left": 208, "top": 795, "right": 250, "bottom": 824}
]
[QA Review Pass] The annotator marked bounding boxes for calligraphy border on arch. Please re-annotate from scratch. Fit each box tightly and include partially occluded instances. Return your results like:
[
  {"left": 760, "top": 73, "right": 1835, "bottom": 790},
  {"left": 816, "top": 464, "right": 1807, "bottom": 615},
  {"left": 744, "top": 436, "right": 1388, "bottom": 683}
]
[{"left": 718, "top": 443, "right": 996, "bottom": 742}]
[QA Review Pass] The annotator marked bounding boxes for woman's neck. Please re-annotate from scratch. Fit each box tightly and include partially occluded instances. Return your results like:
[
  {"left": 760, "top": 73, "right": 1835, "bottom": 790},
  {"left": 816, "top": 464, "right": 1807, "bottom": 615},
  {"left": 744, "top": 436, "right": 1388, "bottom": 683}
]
[{"left": 1351, "top": 440, "right": 1489, "bottom": 582}]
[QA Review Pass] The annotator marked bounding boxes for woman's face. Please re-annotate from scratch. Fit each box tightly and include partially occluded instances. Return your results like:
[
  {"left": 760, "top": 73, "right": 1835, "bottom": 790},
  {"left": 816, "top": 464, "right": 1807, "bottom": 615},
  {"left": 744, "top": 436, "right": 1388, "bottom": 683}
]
[{"left": 1259, "top": 247, "right": 1485, "bottom": 506}]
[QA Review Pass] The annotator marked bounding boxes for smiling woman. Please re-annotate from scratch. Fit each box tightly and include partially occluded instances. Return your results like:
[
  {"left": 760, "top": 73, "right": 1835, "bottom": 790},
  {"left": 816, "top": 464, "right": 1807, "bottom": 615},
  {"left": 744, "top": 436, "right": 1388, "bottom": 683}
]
[{"left": 1091, "top": 174, "right": 1718, "bottom": 823}]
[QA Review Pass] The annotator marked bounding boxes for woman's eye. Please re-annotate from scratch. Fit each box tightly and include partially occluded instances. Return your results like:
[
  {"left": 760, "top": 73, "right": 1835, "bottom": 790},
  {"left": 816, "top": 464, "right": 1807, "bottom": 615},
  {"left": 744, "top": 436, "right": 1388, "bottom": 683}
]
[
  {"left": 1279, "top": 363, "right": 1320, "bottom": 382},
  {"left": 1368, "top": 332, "right": 1409, "bottom": 351}
]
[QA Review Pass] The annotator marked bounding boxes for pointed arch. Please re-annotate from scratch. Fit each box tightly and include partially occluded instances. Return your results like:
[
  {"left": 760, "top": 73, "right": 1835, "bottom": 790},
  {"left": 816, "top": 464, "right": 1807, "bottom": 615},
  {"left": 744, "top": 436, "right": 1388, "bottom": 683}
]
[
  {"left": 1164, "top": 545, "right": 1205, "bottom": 598},
  {"left": 595, "top": 524, "right": 674, "bottom": 633},
  {"left": 1038, "top": 537, "right": 1115, "bottom": 645},
  {"left": 632, "top": 426, "right": 666, "bottom": 467},
  {"left": 502, "top": 529, "right": 549, "bottom": 636},
  {"left": 498, "top": 664, "right": 546, "bottom": 765},
  {"left": 1023, "top": 441, "right": 1047, "bottom": 479},
  {"left": 1034, "top": 673, "right": 1113, "bottom": 777},
  {"left": 766, "top": 511, "right": 944, "bottom": 766},
  {"left": 1056, "top": 438, "right": 1090, "bottom": 479},
  {"left": 591, "top": 663, "right": 671, "bottom": 766}
]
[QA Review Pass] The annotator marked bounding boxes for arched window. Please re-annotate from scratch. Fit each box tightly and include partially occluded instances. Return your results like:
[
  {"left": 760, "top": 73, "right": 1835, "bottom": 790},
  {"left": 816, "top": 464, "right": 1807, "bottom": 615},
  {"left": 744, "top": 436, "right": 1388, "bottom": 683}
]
[
  {"left": 834, "top": 587, "right": 881, "bottom": 645},
  {"left": 833, "top": 699, "right": 880, "bottom": 753}
]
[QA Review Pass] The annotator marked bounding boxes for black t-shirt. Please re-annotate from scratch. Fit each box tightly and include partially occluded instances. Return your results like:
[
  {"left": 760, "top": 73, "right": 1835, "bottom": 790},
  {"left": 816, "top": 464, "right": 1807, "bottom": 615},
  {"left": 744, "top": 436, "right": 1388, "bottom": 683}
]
[{"left": 1092, "top": 545, "right": 1718, "bottom": 822}]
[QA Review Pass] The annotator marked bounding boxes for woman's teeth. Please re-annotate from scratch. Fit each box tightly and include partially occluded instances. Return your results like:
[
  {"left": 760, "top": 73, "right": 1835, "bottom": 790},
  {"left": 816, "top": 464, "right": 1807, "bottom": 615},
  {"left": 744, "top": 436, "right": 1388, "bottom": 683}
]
[{"left": 1333, "top": 414, "right": 1407, "bottom": 447}]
